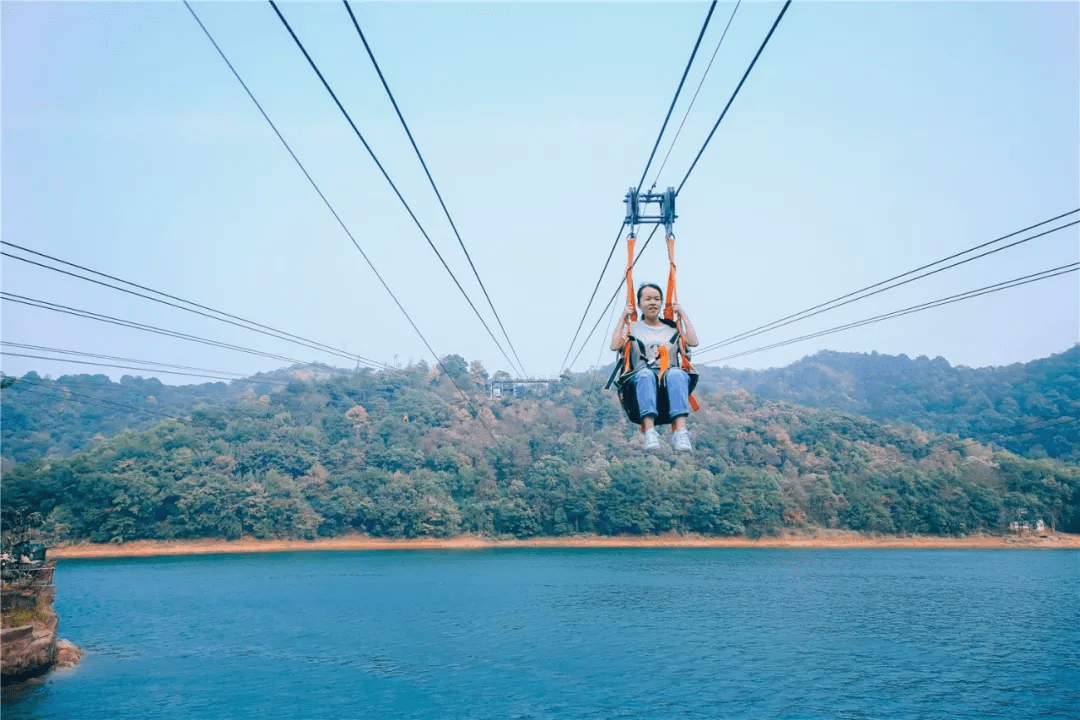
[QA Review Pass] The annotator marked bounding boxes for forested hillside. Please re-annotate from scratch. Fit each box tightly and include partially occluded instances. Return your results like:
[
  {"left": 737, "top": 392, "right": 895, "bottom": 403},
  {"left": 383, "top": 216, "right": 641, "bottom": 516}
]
[
  {"left": 3, "top": 356, "right": 1077, "bottom": 544},
  {"left": 7, "top": 348, "right": 1076, "bottom": 466},
  {"left": 704, "top": 345, "right": 1080, "bottom": 462},
  {"left": 0, "top": 367, "right": 336, "bottom": 464}
]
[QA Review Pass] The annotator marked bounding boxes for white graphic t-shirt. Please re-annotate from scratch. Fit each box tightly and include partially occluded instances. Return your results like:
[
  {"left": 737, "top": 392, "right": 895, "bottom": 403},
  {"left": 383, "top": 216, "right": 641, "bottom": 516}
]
[{"left": 628, "top": 320, "right": 679, "bottom": 371}]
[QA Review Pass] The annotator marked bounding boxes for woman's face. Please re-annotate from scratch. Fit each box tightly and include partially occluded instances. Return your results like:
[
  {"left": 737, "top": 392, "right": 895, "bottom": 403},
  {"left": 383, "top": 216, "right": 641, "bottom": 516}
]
[{"left": 639, "top": 286, "right": 662, "bottom": 321}]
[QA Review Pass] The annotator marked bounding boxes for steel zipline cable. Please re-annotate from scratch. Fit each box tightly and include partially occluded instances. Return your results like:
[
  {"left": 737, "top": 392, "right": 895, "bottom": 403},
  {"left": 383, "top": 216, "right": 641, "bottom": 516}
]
[
  {"left": 0, "top": 291, "right": 355, "bottom": 372},
  {"left": 2, "top": 342, "right": 256, "bottom": 377},
  {"left": 184, "top": 0, "right": 498, "bottom": 439},
  {"left": 341, "top": 0, "right": 527, "bottom": 377},
  {"left": 813, "top": 412, "right": 1078, "bottom": 457},
  {"left": 558, "top": 223, "right": 627, "bottom": 374},
  {"left": 676, "top": 0, "right": 792, "bottom": 194},
  {"left": 932, "top": 417, "right": 1080, "bottom": 456},
  {"left": 568, "top": 210, "right": 1078, "bottom": 373},
  {"left": 567, "top": 212, "right": 1077, "bottom": 373},
  {"left": 3, "top": 377, "right": 179, "bottom": 421},
  {"left": 695, "top": 211, "right": 1080, "bottom": 354},
  {"left": 698, "top": 262, "right": 1080, "bottom": 365},
  {"left": 184, "top": 0, "right": 446, "bottom": 377},
  {"left": 265, "top": 0, "right": 522, "bottom": 380},
  {"left": 633, "top": 0, "right": 719, "bottom": 195},
  {"left": 0, "top": 351, "right": 292, "bottom": 386},
  {"left": 649, "top": 0, "right": 742, "bottom": 192},
  {"left": 938, "top": 415, "right": 1080, "bottom": 453},
  {"left": 558, "top": 0, "right": 719, "bottom": 373},
  {"left": 0, "top": 342, "right": 294, "bottom": 386},
  {"left": 564, "top": 0, "right": 793, "bottom": 373},
  {"left": 0, "top": 244, "right": 393, "bottom": 372},
  {"left": 3, "top": 341, "right": 465, "bottom": 415},
  {"left": 565, "top": 223, "right": 663, "bottom": 372},
  {"left": 2, "top": 301, "right": 466, "bottom": 417}
]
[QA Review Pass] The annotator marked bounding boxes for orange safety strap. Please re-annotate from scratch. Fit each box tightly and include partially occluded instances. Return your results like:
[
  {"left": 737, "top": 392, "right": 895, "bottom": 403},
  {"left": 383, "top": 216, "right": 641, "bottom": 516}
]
[
  {"left": 658, "top": 345, "right": 670, "bottom": 378},
  {"left": 662, "top": 232, "right": 700, "bottom": 413},
  {"left": 680, "top": 334, "right": 701, "bottom": 412},
  {"left": 622, "top": 232, "right": 638, "bottom": 376},
  {"left": 663, "top": 234, "right": 677, "bottom": 322}
]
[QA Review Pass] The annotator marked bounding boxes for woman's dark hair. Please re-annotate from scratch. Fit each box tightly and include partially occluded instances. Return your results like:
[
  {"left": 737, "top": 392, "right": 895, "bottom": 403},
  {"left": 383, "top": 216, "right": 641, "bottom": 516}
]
[
  {"left": 637, "top": 283, "right": 663, "bottom": 305},
  {"left": 636, "top": 282, "right": 677, "bottom": 328}
]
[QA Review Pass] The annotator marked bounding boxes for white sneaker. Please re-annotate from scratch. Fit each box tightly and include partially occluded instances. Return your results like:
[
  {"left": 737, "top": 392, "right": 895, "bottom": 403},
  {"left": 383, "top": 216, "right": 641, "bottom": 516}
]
[
  {"left": 643, "top": 428, "right": 660, "bottom": 451},
  {"left": 671, "top": 428, "right": 693, "bottom": 453}
]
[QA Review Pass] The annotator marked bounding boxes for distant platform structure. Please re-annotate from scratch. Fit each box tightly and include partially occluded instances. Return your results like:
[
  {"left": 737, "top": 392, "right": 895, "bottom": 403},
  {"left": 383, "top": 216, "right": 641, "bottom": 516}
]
[{"left": 487, "top": 377, "right": 560, "bottom": 398}]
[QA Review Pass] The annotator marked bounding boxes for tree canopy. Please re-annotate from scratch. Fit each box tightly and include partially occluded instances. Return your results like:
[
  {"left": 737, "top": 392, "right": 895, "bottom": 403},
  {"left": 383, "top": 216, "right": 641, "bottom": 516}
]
[{"left": 3, "top": 350, "right": 1077, "bottom": 544}]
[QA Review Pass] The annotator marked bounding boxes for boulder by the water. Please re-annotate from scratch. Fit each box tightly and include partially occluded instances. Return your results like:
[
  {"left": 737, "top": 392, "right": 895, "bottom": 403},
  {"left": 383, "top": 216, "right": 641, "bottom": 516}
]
[
  {"left": 0, "top": 609, "right": 58, "bottom": 685},
  {"left": 55, "top": 638, "right": 83, "bottom": 669},
  {"left": 1, "top": 558, "right": 70, "bottom": 685}
]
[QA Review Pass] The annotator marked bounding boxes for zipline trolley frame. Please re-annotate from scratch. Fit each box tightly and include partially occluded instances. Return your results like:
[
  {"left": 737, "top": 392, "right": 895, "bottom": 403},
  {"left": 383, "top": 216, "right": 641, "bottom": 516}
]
[{"left": 624, "top": 186, "right": 677, "bottom": 236}]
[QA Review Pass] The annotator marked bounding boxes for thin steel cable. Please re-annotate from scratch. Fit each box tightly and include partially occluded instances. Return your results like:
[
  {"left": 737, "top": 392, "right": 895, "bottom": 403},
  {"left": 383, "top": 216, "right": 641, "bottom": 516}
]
[
  {"left": 943, "top": 421, "right": 1080, "bottom": 455},
  {"left": 266, "top": 0, "right": 520, "bottom": 380},
  {"left": 700, "top": 263, "right": 1079, "bottom": 364},
  {"left": 1, "top": 352, "right": 295, "bottom": 386},
  {"left": 696, "top": 216, "right": 1080, "bottom": 354},
  {"left": 702, "top": 208, "right": 1079, "bottom": 350},
  {"left": 5, "top": 378, "right": 179, "bottom": 421},
  {"left": 2, "top": 240, "right": 391, "bottom": 371},
  {"left": 568, "top": 0, "right": 788, "bottom": 370},
  {"left": 577, "top": 297, "right": 625, "bottom": 427},
  {"left": 1, "top": 247, "right": 391, "bottom": 371},
  {"left": 1, "top": 343, "right": 294, "bottom": 386},
  {"left": 560, "top": 1, "right": 718, "bottom": 372},
  {"left": 185, "top": 0, "right": 498, "bottom": 438},
  {"left": 925, "top": 415, "right": 1079, "bottom": 454},
  {"left": 565, "top": 224, "right": 663, "bottom": 371},
  {"left": 677, "top": 0, "right": 792, "bottom": 194},
  {"left": 636, "top": 0, "right": 718, "bottom": 190},
  {"left": 4, "top": 295, "right": 423, "bottom": 390},
  {"left": 581, "top": 294, "right": 623, "bottom": 406},
  {"left": 1, "top": 292, "right": 342, "bottom": 371},
  {"left": 819, "top": 413, "right": 1079, "bottom": 456},
  {"left": 708, "top": 262, "right": 1080, "bottom": 362},
  {"left": 1005, "top": 416, "right": 1079, "bottom": 435},
  {"left": 183, "top": 0, "right": 454, "bottom": 380},
  {"left": 559, "top": 222, "right": 627, "bottom": 373},
  {"left": 2, "top": 342, "right": 262, "bottom": 379},
  {"left": 593, "top": 299, "right": 621, "bottom": 375},
  {"left": 4, "top": 345, "right": 461, "bottom": 417},
  {"left": 341, "top": 0, "right": 527, "bottom": 376},
  {"left": 650, "top": 0, "right": 742, "bottom": 191}
]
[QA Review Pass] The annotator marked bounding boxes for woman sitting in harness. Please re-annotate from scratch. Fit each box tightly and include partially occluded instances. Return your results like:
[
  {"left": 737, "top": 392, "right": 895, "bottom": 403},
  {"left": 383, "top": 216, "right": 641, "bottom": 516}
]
[{"left": 610, "top": 282, "right": 699, "bottom": 452}]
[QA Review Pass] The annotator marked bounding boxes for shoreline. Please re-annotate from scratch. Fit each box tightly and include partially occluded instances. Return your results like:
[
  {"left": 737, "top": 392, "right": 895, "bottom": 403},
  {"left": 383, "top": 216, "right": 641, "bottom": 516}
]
[{"left": 48, "top": 530, "right": 1080, "bottom": 559}]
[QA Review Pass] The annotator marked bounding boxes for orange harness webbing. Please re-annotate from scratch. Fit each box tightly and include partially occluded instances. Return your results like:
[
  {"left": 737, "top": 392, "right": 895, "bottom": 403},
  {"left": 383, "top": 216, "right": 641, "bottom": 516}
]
[
  {"left": 663, "top": 234, "right": 677, "bottom": 323},
  {"left": 622, "top": 233, "right": 637, "bottom": 375},
  {"left": 616, "top": 230, "right": 700, "bottom": 430},
  {"left": 662, "top": 233, "right": 700, "bottom": 414}
]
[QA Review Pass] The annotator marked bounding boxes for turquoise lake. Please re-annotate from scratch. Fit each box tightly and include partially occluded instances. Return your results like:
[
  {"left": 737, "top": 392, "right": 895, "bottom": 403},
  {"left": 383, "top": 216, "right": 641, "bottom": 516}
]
[{"left": 3, "top": 548, "right": 1078, "bottom": 719}]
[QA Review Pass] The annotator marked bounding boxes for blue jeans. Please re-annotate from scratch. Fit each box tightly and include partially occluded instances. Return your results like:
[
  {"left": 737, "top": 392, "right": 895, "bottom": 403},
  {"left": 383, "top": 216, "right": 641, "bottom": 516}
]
[{"left": 632, "top": 367, "right": 690, "bottom": 421}]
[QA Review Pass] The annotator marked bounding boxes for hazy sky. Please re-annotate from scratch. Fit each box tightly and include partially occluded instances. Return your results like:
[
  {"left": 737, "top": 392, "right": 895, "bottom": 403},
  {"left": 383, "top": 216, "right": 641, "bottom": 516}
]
[{"left": 2, "top": 0, "right": 1077, "bottom": 385}]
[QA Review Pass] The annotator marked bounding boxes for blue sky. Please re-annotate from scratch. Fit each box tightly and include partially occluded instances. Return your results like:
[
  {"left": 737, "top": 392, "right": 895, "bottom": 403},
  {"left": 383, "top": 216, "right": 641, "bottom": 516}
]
[{"left": 2, "top": 0, "right": 1077, "bottom": 384}]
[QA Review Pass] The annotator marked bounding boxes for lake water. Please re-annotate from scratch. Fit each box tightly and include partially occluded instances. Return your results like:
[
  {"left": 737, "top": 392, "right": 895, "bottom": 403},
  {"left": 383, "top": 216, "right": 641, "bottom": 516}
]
[{"left": 3, "top": 548, "right": 1078, "bottom": 719}]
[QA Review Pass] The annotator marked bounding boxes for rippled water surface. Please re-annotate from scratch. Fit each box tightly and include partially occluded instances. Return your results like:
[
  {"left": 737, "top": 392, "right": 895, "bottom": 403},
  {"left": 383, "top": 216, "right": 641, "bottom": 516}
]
[{"left": 3, "top": 549, "right": 1078, "bottom": 719}]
